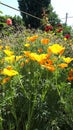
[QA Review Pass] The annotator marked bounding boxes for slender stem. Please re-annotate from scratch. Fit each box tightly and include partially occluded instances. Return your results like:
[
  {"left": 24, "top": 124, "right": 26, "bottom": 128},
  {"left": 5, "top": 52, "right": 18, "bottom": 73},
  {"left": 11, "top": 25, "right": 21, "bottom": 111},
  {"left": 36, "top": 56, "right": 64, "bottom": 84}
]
[
  {"left": 55, "top": 66, "right": 60, "bottom": 97},
  {"left": 26, "top": 92, "right": 37, "bottom": 130},
  {"left": 18, "top": 76, "right": 29, "bottom": 100}
]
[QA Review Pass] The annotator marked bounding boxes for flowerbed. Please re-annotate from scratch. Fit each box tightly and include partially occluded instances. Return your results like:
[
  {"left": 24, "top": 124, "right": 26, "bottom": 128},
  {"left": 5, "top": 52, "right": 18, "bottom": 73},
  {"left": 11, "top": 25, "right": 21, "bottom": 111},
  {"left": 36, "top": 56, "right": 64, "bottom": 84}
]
[{"left": 0, "top": 28, "right": 73, "bottom": 130}]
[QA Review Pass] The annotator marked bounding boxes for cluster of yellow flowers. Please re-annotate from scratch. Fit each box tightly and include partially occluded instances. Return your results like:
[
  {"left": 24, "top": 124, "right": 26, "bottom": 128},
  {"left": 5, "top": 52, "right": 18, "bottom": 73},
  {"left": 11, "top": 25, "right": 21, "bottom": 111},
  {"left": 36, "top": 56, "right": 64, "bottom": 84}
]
[
  {"left": 0, "top": 43, "right": 23, "bottom": 84},
  {"left": 0, "top": 34, "right": 73, "bottom": 85},
  {"left": 23, "top": 37, "right": 73, "bottom": 76}
]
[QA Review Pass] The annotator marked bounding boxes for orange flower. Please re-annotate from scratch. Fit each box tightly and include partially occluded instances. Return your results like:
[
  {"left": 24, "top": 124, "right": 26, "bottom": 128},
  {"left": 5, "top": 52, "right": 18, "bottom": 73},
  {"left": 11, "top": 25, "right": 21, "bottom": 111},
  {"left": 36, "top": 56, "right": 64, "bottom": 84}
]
[
  {"left": 7, "top": 66, "right": 13, "bottom": 70},
  {"left": 23, "top": 51, "right": 30, "bottom": 57},
  {"left": 20, "top": 62, "right": 25, "bottom": 67},
  {"left": 27, "top": 35, "right": 38, "bottom": 42},
  {"left": 46, "top": 65, "right": 55, "bottom": 72},
  {"left": 0, "top": 69, "right": 2, "bottom": 73},
  {"left": 25, "top": 59, "right": 29, "bottom": 63},
  {"left": 58, "top": 63, "right": 68, "bottom": 68},
  {"left": 20, "top": 59, "right": 29, "bottom": 67},
  {"left": 41, "top": 59, "right": 55, "bottom": 72},
  {"left": 45, "top": 59, "right": 53, "bottom": 65},
  {"left": 68, "top": 77, "right": 73, "bottom": 81},
  {"left": 2, "top": 77, "right": 10, "bottom": 84},
  {"left": 41, "top": 38, "right": 50, "bottom": 44},
  {"left": 68, "top": 69, "right": 73, "bottom": 81},
  {"left": 38, "top": 48, "right": 43, "bottom": 53},
  {"left": 39, "top": 58, "right": 52, "bottom": 65},
  {"left": 42, "top": 64, "right": 55, "bottom": 72}
]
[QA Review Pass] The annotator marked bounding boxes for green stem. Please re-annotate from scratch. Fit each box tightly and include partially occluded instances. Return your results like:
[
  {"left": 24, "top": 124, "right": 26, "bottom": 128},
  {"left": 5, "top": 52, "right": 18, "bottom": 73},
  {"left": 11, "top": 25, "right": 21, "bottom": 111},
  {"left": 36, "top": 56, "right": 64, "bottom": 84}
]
[
  {"left": 26, "top": 92, "right": 37, "bottom": 130},
  {"left": 55, "top": 67, "right": 61, "bottom": 98},
  {"left": 18, "top": 76, "right": 29, "bottom": 100}
]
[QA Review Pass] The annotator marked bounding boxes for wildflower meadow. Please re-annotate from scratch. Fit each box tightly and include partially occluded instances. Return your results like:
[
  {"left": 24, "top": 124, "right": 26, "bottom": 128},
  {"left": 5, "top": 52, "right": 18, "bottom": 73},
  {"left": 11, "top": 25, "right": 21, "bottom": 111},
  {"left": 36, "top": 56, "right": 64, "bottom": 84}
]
[{"left": 0, "top": 24, "right": 73, "bottom": 130}]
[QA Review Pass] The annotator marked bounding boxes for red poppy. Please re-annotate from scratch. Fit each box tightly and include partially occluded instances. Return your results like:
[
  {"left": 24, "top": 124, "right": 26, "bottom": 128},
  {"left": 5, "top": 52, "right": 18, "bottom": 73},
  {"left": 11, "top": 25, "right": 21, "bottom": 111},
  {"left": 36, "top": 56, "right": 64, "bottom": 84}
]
[
  {"left": 45, "top": 25, "right": 53, "bottom": 32},
  {"left": 64, "top": 34, "right": 70, "bottom": 39},
  {"left": 57, "top": 23, "right": 62, "bottom": 27},
  {"left": 57, "top": 28, "right": 63, "bottom": 33},
  {"left": 6, "top": 18, "right": 12, "bottom": 25}
]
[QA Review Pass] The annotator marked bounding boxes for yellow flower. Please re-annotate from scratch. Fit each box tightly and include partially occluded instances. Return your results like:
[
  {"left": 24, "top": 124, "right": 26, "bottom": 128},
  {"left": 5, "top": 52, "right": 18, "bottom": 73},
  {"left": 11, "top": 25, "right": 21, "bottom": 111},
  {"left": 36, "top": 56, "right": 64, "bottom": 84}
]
[
  {"left": 64, "top": 38, "right": 67, "bottom": 41},
  {"left": 3, "top": 50, "right": 14, "bottom": 56},
  {"left": 0, "top": 45, "right": 3, "bottom": 50},
  {"left": 23, "top": 51, "right": 50, "bottom": 64},
  {"left": 23, "top": 51, "right": 37, "bottom": 60},
  {"left": 29, "top": 52, "right": 39, "bottom": 61},
  {"left": 5, "top": 45, "right": 10, "bottom": 50},
  {"left": 29, "top": 53, "right": 50, "bottom": 62},
  {"left": 16, "top": 55, "right": 24, "bottom": 61},
  {"left": 5, "top": 55, "right": 24, "bottom": 63},
  {"left": 37, "top": 54, "right": 50, "bottom": 63},
  {"left": 41, "top": 38, "right": 50, "bottom": 45},
  {"left": 5, "top": 55, "right": 15, "bottom": 63},
  {"left": 62, "top": 56, "right": 73, "bottom": 64},
  {"left": 2, "top": 66, "right": 18, "bottom": 77},
  {"left": 24, "top": 43, "right": 30, "bottom": 47},
  {"left": 48, "top": 44, "right": 65, "bottom": 55}
]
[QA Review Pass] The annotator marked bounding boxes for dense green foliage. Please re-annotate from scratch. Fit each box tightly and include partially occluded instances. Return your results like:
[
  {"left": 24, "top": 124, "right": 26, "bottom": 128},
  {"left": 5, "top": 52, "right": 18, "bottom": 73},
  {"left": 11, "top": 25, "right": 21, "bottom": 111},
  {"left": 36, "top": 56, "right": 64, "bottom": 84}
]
[
  {"left": 17, "top": 0, "right": 51, "bottom": 28},
  {"left": 0, "top": 14, "right": 24, "bottom": 36},
  {"left": 0, "top": 15, "right": 24, "bottom": 26}
]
